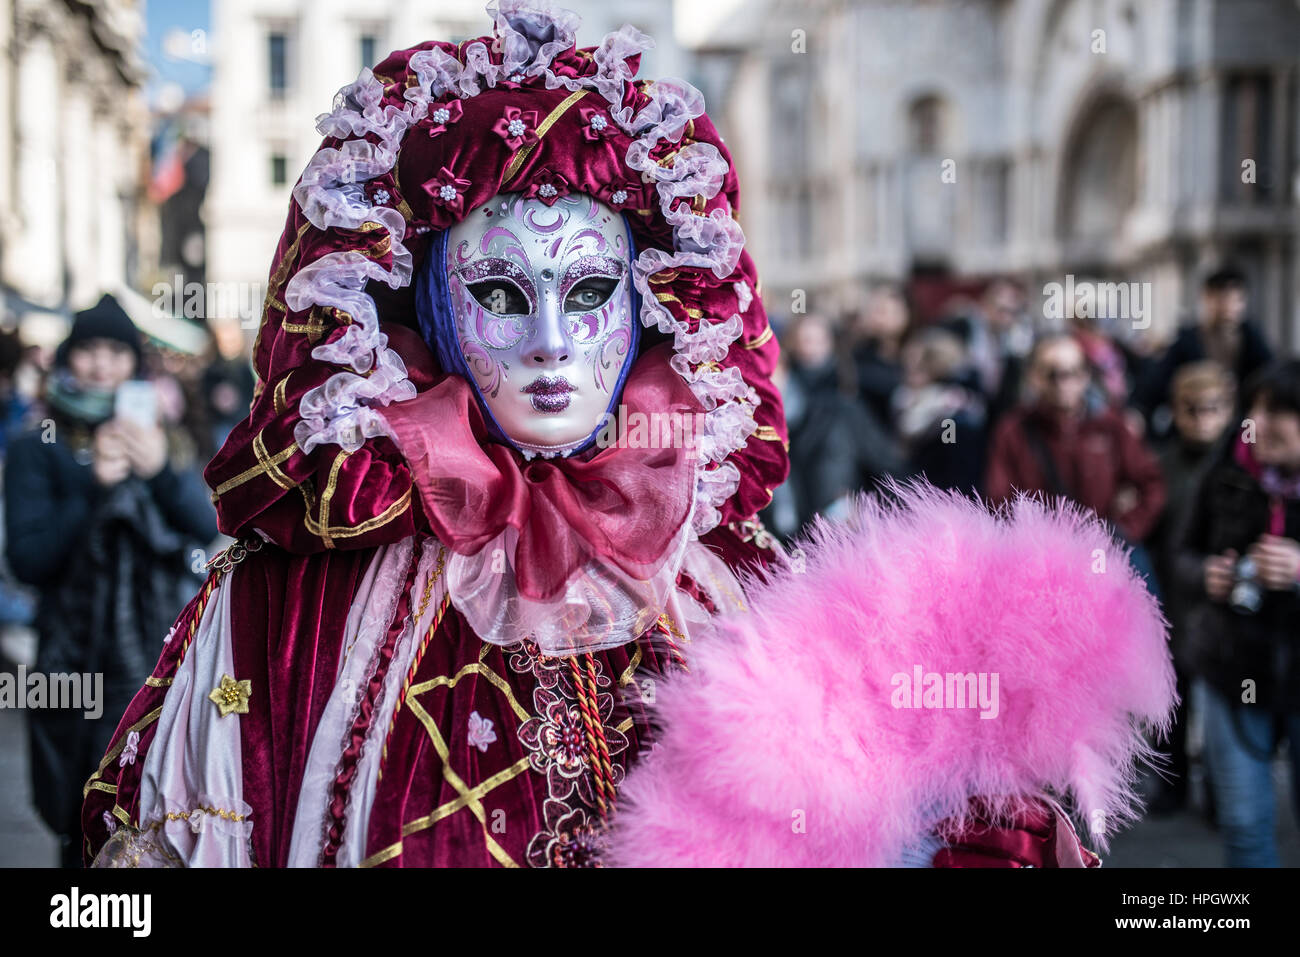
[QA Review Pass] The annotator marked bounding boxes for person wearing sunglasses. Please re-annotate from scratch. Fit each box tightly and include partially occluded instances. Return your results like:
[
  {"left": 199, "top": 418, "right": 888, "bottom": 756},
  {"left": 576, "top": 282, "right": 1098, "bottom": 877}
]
[{"left": 985, "top": 332, "right": 1166, "bottom": 554}]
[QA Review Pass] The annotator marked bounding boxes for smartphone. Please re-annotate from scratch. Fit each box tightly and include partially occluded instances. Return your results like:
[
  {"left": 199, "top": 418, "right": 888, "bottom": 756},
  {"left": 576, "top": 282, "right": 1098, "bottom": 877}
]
[{"left": 114, "top": 380, "right": 159, "bottom": 427}]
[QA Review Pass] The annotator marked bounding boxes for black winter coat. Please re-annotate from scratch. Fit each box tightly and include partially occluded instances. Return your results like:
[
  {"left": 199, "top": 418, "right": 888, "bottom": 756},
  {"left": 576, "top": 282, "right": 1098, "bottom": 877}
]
[
  {"left": 4, "top": 426, "right": 216, "bottom": 839},
  {"left": 1173, "top": 436, "right": 1300, "bottom": 713}
]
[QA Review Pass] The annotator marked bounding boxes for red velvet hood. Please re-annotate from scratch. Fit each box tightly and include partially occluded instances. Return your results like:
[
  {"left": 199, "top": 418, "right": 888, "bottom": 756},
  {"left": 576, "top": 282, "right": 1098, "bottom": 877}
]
[{"left": 203, "top": 0, "right": 787, "bottom": 571}]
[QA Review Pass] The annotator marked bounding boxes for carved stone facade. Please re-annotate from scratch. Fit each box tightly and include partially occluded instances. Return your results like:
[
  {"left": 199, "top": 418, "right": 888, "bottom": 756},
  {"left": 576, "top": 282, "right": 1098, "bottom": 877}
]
[{"left": 688, "top": 0, "right": 1300, "bottom": 347}]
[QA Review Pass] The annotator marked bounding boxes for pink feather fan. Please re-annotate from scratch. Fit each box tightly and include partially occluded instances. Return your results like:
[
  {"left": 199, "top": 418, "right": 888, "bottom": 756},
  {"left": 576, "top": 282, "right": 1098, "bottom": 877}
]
[{"left": 605, "top": 482, "right": 1177, "bottom": 867}]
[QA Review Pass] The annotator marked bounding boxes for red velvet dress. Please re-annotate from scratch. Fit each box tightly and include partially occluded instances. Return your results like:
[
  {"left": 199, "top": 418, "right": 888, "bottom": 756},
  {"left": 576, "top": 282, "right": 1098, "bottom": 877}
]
[{"left": 81, "top": 530, "right": 743, "bottom": 867}]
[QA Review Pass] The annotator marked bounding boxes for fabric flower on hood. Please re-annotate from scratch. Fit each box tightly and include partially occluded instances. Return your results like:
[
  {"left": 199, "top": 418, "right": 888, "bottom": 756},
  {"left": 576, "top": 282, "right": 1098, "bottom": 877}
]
[
  {"left": 426, "top": 99, "right": 464, "bottom": 137},
  {"left": 422, "top": 166, "right": 472, "bottom": 214},
  {"left": 492, "top": 105, "right": 540, "bottom": 149},
  {"left": 524, "top": 167, "right": 570, "bottom": 206}
]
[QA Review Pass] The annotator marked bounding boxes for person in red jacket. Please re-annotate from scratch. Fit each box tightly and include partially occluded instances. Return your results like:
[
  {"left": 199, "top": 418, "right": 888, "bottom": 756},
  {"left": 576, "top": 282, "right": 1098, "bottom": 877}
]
[{"left": 985, "top": 332, "right": 1166, "bottom": 544}]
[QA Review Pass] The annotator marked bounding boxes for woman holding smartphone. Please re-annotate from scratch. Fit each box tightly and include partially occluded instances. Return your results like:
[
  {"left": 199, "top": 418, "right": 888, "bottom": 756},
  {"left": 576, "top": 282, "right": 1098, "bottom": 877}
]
[{"left": 3, "top": 293, "right": 217, "bottom": 868}]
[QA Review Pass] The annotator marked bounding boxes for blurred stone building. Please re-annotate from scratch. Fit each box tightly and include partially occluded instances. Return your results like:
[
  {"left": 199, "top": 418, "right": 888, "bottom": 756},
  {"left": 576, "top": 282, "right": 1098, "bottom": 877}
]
[
  {"left": 685, "top": 0, "right": 1300, "bottom": 347},
  {"left": 0, "top": 0, "right": 148, "bottom": 342},
  {"left": 205, "top": 0, "right": 684, "bottom": 305}
]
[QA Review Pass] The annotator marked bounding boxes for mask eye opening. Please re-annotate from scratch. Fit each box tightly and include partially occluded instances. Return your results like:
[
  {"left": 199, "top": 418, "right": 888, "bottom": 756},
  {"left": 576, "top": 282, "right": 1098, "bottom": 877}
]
[
  {"left": 563, "top": 275, "right": 620, "bottom": 313},
  {"left": 466, "top": 278, "right": 531, "bottom": 316}
]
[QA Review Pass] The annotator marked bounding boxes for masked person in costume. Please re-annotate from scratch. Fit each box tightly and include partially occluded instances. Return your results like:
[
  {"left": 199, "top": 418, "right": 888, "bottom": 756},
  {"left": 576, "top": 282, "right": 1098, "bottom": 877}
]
[{"left": 82, "top": 2, "right": 1174, "bottom": 868}]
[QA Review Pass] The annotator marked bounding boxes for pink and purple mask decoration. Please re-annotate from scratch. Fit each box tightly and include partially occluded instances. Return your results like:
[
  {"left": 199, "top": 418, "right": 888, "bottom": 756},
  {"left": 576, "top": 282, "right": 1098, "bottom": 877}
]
[{"left": 416, "top": 191, "right": 640, "bottom": 458}]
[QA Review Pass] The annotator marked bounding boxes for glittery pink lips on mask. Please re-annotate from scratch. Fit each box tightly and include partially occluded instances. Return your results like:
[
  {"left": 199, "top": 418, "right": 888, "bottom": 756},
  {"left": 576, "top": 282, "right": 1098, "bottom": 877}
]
[{"left": 521, "top": 375, "right": 576, "bottom": 414}]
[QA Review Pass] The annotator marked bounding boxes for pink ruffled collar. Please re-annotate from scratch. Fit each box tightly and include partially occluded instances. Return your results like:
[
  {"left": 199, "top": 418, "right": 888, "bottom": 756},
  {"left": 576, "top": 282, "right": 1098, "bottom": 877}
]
[{"left": 379, "top": 343, "right": 703, "bottom": 602}]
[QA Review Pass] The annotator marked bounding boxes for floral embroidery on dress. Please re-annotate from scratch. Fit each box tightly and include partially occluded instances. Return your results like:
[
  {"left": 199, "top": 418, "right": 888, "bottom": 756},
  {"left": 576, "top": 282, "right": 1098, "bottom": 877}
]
[
  {"left": 517, "top": 688, "right": 588, "bottom": 794},
  {"left": 508, "top": 640, "right": 630, "bottom": 867},
  {"left": 508, "top": 640, "right": 563, "bottom": 688},
  {"left": 527, "top": 800, "right": 605, "bottom": 868}
]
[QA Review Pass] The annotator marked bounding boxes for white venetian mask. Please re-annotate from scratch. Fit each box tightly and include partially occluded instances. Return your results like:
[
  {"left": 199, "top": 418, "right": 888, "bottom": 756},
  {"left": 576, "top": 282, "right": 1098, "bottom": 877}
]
[{"left": 435, "top": 191, "right": 639, "bottom": 458}]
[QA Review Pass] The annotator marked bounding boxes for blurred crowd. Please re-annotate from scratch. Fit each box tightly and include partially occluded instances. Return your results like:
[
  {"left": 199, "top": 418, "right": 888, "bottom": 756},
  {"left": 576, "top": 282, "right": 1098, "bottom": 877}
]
[
  {"left": 767, "top": 265, "right": 1300, "bottom": 868},
  {"left": 1, "top": 269, "right": 1298, "bottom": 868}
]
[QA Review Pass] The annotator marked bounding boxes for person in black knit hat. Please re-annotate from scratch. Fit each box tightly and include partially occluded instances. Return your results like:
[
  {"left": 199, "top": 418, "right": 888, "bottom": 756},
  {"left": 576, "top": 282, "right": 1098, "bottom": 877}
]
[
  {"left": 53, "top": 294, "right": 145, "bottom": 371},
  {"left": 4, "top": 293, "right": 217, "bottom": 867}
]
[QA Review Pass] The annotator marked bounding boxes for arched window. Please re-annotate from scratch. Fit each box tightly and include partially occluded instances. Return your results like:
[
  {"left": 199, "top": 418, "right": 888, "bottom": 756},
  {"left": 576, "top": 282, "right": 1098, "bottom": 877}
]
[
  {"left": 908, "top": 95, "right": 949, "bottom": 154},
  {"left": 1059, "top": 96, "right": 1138, "bottom": 241}
]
